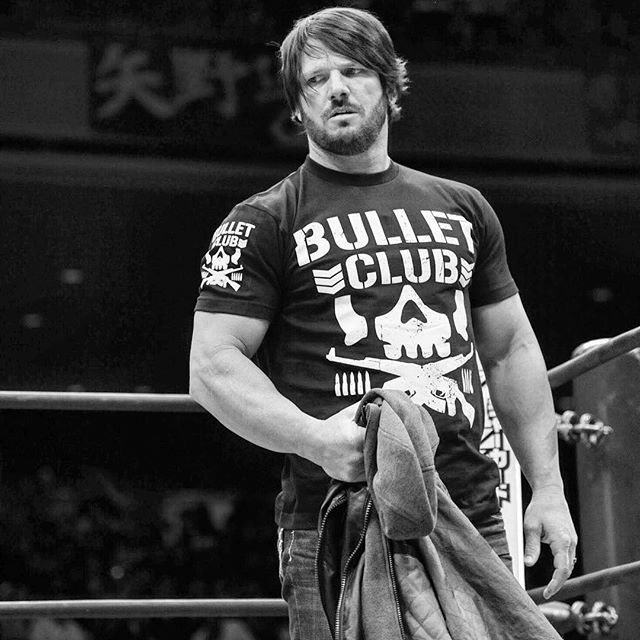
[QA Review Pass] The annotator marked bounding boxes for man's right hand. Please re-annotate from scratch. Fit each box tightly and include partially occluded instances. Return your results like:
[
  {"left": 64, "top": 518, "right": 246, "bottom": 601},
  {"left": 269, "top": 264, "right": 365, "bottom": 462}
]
[{"left": 313, "top": 401, "right": 365, "bottom": 482}]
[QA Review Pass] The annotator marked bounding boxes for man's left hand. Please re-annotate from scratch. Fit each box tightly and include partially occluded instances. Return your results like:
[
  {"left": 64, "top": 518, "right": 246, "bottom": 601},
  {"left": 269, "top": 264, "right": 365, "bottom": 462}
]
[{"left": 523, "top": 485, "right": 578, "bottom": 600}]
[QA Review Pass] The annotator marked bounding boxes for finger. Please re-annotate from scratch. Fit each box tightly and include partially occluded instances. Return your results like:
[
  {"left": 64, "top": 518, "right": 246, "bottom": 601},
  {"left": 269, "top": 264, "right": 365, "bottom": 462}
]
[
  {"left": 347, "top": 447, "right": 366, "bottom": 483},
  {"left": 543, "top": 563, "right": 572, "bottom": 600},
  {"left": 543, "top": 538, "right": 574, "bottom": 599},
  {"left": 523, "top": 525, "right": 541, "bottom": 567}
]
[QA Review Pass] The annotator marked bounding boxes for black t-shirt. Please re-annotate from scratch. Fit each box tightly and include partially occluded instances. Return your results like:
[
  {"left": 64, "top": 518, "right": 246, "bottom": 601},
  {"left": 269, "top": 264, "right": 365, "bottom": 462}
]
[{"left": 195, "top": 157, "right": 518, "bottom": 529}]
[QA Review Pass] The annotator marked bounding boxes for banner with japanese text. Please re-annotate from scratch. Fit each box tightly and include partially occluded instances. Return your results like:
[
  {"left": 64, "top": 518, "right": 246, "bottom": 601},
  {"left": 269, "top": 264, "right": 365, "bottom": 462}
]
[{"left": 89, "top": 37, "right": 306, "bottom": 155}]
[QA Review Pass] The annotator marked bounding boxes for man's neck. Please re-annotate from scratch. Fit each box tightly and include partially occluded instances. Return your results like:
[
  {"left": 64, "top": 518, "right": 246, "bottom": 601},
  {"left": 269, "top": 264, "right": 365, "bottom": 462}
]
[{"left": 307, "top": 135, "right": 391, "bottom": 174}]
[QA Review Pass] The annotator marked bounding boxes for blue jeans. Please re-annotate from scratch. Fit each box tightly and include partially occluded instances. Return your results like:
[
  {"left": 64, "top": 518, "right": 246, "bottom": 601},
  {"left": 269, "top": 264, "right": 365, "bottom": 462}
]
[{"left": 277, "top": 512, "right": 512, "bottom": 640}]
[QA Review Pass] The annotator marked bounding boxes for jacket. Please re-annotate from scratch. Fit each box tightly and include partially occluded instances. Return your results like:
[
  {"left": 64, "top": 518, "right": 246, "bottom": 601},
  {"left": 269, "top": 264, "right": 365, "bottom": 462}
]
[{"left": 316, "top": 388, "right": 562, "bottom": 640}]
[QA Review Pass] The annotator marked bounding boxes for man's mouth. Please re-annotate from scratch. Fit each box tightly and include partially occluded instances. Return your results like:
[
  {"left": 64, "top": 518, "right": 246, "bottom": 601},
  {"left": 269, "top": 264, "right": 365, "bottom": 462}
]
[{"left": 327, "top": 107, "right": 359, "bottom": 119}]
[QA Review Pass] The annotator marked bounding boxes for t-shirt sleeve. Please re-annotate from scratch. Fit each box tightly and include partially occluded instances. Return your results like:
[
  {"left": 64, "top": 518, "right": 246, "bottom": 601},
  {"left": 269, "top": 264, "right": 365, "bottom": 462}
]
[
  {"left": 194, "top": 203, "right": 283, "bottom": 320},
  {"left": 469, "top": 194, "right": 518, "bottom": 307}
]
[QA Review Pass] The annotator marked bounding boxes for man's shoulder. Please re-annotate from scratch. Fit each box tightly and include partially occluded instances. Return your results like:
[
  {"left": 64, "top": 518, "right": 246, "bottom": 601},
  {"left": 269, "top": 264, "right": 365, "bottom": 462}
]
[
  {"left": 396, "top": 163, "right": 484, "bottom": 201},
  {"left": 237, "top": 165, "right": 303, "bottom": 222}
]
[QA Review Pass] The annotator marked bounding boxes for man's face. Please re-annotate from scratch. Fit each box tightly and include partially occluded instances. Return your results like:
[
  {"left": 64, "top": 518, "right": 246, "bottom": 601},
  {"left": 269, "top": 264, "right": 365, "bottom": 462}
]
[{"left": 297, "top": 42, "right": 388, "bottom": 156}]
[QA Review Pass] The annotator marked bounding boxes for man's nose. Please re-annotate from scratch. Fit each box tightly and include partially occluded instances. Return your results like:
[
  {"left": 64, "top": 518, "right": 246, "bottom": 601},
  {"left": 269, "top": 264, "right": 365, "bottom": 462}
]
[{"left": 327, "top": 70, "right": 349, "bottom": 101}]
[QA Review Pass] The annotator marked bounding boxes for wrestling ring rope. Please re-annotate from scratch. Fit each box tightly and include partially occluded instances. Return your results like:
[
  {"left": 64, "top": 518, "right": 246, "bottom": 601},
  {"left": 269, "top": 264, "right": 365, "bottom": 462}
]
[
  {"left": 0, "top": 558, "right": 638, "bottom": 618},
  {"left": 1, "top": 325, "right": 639, "bottom": 635},
  {"left": 2, "top": 325, "right": 639, "bottom": 412}
]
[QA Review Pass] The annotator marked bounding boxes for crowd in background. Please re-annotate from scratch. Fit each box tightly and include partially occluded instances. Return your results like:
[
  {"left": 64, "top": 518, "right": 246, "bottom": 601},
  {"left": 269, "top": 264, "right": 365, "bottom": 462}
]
[
  {"left": 1, "top": 0, "right": 637, "bottom": 70},
  {"left": 0, "top": 466, "right": 286, "bottom": 640}
]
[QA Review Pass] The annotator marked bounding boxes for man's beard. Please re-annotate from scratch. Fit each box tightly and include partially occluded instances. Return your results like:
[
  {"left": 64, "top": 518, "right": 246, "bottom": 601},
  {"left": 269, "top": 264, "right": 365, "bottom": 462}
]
[{"left": 302, "top": 95, "right": 387, "bottom": 156}]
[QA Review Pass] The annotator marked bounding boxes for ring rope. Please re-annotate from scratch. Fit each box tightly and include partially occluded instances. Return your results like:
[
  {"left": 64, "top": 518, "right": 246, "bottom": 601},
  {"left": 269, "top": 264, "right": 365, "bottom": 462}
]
[
  {"left": 0, "top": 561, "right": 639, "bottom": 619},
  {"left": 0, "top": 598, "right": 287, "bottom": 619},
  {"left": 0, "top": 328, "right": 638, "bottom": 622},
  {"left": 0, "top": 391, "right": 203, "bottom": 412},
  {"left": 527, "top": 559, "right": 640, "bottom": 605},
  {"left": 0, "top": 325, "right": 638, "bottom": 412},
  {"left": 547, "top": 325, "right": 640, "bottom": 388}
]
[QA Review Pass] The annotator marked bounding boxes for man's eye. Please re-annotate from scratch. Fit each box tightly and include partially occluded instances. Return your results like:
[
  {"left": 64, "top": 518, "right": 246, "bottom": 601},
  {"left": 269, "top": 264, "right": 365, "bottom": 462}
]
[
  {"left": 306, "top": 75, "right": 324, "bottom": 86},
  {"left": 344, "top": 68, "right": 364, "bottom": 76}
]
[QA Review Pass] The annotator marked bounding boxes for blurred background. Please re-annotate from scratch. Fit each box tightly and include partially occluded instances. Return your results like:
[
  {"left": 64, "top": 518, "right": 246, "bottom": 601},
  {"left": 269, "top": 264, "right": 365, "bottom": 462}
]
[{"left": 0, "top": 1, "right": 639, "bottom": 638}]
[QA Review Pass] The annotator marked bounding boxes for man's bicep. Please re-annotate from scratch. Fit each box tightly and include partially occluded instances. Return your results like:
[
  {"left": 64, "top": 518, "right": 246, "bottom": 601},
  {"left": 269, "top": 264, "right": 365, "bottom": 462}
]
[
  {"left": 191, "top": 310, "right": 270, "bottom": 360},
  {"left": 472, "top": 293, "right": 534, "bottom": 364}
]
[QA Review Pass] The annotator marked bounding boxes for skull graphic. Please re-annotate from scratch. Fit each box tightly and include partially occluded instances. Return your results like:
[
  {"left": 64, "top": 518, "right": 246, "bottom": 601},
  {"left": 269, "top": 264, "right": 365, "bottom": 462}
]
[
  {"left": 375, "top": 285, "right": 452, "bottom": 360},
  {"left": 201, "top": 246, "right": 243, "bottom": 291},
  {"left": 329, "top": 285, "right": 475, "bottom": 429}
]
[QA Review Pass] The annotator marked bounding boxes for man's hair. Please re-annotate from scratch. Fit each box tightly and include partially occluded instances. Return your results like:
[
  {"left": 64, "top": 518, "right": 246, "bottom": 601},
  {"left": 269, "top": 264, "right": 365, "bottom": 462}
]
[{"left": 278, "top": 7, "right": 409, "bottom": 122}]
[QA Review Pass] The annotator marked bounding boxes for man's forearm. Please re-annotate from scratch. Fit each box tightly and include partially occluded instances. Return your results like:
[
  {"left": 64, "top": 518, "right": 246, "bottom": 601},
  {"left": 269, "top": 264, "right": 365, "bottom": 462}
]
[
  {"left": 483, "top": 337, "right": 563, "bottom": 491},
  {"left": 189, "top": 310, "right": 365, "bottom": 483},
  {"left": 190, "top": 344, "right": 323, "bottom": 460},
  {"left": 473, "top": 295, "right": 576, "bottom": 592}
]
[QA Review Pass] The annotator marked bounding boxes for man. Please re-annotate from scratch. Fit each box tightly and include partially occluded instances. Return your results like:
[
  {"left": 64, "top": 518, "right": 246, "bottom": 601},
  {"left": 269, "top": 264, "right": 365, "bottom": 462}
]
[{"left": 190, "top": 7, "right": 577, "bottom": 639}]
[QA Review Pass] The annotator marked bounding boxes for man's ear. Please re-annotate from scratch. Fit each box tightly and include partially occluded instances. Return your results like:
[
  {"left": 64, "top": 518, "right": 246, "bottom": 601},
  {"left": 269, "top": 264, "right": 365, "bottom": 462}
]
[{"left": 292, "top": 110, "right": 302, "bottom": 124}]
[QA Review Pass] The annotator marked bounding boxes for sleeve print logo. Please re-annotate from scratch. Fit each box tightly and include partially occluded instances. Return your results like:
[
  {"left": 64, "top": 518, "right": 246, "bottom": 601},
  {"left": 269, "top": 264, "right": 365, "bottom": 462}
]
[{"left": 200, "top": 221, "right": 256, "bottom": 291}]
